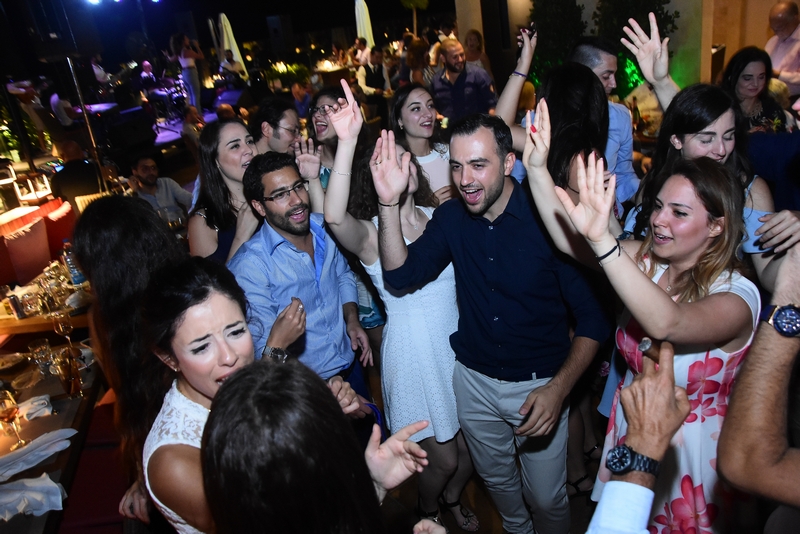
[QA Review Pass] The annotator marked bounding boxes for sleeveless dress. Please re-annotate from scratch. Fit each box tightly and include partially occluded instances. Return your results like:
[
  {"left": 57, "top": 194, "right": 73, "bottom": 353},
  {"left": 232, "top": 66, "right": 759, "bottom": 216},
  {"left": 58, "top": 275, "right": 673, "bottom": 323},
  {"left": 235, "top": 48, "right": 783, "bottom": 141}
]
[
  {"left": 363, "top": 206, "right": 460, "bottom": 443},
  {"left": 143, "top": 381, "right": 209, "bottom": 534},
  {"left": 591, "top": 265, "right": 760, "bottom": 534}
]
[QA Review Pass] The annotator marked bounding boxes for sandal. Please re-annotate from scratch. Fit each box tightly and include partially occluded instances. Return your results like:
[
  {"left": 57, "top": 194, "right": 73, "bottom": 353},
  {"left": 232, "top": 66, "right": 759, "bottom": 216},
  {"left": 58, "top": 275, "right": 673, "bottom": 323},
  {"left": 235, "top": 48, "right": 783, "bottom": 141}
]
[
  {"left": 438, "top": 496, "right": 479, "bottom": 532},
  {"left": 417, "top": 499, "right": 448, "bottom": 533},
  {"left": 584, "top": 443, "right": 602, "bottom": 463},
  {"left": 566, "top": 474, "right": 594, "bottom": 498}
]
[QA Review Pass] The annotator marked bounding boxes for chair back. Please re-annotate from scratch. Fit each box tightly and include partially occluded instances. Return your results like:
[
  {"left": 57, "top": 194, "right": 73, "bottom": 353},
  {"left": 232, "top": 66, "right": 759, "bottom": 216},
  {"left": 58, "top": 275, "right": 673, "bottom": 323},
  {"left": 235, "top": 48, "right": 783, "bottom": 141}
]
[
  {"left": 5, "top": 217, "right": 50, "bottom": 285},
  {"left": 74, "top": 191, "right": 111, "bottom": 215},
  {"left": 44, "top": 202, "right": 76, "bottom": 260}
]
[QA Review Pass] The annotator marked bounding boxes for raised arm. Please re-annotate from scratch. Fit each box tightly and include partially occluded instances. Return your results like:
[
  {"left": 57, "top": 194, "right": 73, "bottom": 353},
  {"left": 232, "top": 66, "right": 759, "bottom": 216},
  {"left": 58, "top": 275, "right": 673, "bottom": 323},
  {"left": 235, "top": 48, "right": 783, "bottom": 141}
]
[
  {"left": 372, "top": 131, "right": 413, "bottom": 270},
  {"left": 718, "top": 245, "right": 800, "bottom": 506},
  {"left": 621, "top": 12, "right": 680, "bottom": 110},
  {"left": 522, "top": 101, "right": 603, "bottom": 265},
  {"left": 554, "top": 150, "right": 753, "bottom": 348},
  {"left": 322, "top": 79, "right": 379, "bottom": 264},
  {"left": 496, "top": 25, "right": 536, "bottom": 152},
  {"left": 293, "top": 139, "right": 324, "bottom": 212}
]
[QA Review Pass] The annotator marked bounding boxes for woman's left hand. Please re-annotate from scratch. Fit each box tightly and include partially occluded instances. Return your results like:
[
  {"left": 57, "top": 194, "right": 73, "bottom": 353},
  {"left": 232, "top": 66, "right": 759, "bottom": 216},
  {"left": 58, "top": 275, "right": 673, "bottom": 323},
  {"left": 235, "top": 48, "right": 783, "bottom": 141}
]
[
  {"left": 554, "top": 152, "right": 615, "bottom": 244},
  {"left": 293, "top": 139, "right": 322, "bottom": 181},
  {"left": 327, "top": 78, "right": 363, "bottom": 143},
  {"left": 756, "top": 210, "right": 800, "bottom": 253},
  {"left": 365, "top": 420, "right": 429, "bottom": 492},
  {"left": 522, "top": 99, "right": 551, "bottom": 174}
]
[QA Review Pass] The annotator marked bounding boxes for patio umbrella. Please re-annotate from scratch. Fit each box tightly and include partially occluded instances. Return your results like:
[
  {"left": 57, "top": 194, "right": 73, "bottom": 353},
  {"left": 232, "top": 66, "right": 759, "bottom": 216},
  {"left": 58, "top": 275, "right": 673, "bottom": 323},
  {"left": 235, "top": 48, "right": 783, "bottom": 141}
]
[
  {"left": 218, "top": 13, "right": 249, "bottom": 81},
  {"left": 355, "top": 0, "right": 375, "bottom": 48}
]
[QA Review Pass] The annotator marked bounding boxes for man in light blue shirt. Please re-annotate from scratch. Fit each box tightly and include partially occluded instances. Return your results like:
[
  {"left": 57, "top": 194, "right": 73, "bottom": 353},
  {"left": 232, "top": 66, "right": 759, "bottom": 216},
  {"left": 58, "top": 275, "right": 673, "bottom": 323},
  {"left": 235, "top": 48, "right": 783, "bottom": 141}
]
[
  {"left": 570, "top": 37, "right": 639, "bottom": 214},
  {"left": 130, "top": 155, "right": 193, "bottom": 219},
  {"left": 227, "top": 152, "right": 372, "bottom": 387}
]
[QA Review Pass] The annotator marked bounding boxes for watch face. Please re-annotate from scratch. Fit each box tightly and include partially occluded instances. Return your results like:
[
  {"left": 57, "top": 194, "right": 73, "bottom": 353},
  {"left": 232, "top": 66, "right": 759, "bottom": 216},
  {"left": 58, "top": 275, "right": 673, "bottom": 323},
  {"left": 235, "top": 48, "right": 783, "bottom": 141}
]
[
  {"left": 775, "top": 306, "right": 800, "bottom": 337},
  {"left": 606, "top": 444, "right": 632, "bottom": 473}
]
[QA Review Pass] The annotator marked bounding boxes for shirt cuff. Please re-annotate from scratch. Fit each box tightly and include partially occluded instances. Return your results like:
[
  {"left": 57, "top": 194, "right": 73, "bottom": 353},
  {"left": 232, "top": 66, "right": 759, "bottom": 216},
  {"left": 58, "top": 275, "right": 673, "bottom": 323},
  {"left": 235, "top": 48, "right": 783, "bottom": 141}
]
[{"left": 588, "top": 481, "right": 654, "bottom": 533}]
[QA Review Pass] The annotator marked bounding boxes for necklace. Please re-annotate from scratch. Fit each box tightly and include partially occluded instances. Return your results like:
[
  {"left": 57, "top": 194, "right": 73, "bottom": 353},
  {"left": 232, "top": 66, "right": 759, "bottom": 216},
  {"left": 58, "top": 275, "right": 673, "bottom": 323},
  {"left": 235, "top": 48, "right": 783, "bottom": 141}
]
[{"left": 665, "top": 266, "right": 675, "bottom": 292}]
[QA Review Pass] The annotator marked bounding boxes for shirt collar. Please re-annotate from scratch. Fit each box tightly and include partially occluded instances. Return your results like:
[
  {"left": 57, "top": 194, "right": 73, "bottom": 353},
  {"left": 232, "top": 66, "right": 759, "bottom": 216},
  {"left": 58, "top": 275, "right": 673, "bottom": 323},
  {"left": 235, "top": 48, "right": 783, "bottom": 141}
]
[
  {"left": 261, "top": 212, "right": 325, "bottom": 255},
  {"left": 500, "top": 178, "right": 529, "bottom": 221}
]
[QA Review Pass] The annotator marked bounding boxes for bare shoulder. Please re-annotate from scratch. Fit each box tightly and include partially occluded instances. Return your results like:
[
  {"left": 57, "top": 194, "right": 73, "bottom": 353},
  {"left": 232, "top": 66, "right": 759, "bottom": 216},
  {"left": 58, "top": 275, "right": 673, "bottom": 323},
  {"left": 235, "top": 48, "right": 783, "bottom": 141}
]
[
  {"left": 747, "top": 177, "right": 775, "bottom": 212},
  {"left": 187, "top": 210, "right": 219, "bottom": 257},
  {"left": 148, "top": 444, "right": 212, "bottom": 530},
  {"left": 620, "top": 237, "right": 645, "bottom": 260}
]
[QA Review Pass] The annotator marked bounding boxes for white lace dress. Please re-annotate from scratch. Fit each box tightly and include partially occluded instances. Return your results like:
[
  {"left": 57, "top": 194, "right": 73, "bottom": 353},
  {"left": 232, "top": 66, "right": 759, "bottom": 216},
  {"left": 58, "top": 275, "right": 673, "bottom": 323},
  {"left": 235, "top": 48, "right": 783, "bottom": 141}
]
[
  {"left": 363, "top": 206, "right": 460, "bottom": 443},
  {"left": 143, "top": 381, "right": 209, "bottom": 534}
]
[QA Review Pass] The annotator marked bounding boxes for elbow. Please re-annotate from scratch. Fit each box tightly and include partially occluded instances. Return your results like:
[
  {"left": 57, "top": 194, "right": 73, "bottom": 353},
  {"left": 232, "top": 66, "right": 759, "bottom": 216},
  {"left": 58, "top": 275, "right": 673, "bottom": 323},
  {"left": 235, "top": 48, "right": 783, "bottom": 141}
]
[{"left": 323, "top": 211, "right": 344, "bottom": 227}]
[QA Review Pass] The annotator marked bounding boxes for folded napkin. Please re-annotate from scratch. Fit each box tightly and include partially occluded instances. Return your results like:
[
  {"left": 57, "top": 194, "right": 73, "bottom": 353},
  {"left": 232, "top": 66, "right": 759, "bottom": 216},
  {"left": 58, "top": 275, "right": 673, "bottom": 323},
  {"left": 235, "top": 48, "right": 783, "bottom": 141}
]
[
  {"left": 0, "top": 428, "right": 77, "bottom": 482},
  {"left": 0, "top": 473, "right": 65, "bottom": 521},
  {"left": 17, "top": 395, "right": 52, "bottom": 421}
]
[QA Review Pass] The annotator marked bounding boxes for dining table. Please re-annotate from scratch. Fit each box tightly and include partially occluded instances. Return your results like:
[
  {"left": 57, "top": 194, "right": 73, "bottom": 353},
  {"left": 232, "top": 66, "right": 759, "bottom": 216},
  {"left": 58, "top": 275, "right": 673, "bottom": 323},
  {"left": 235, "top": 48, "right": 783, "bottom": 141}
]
[
  {"left": 0, "top": 351, "right": 102, "bottom": 534},
  {"left": 0, "top": 313, "right": 88, "bottom": 337}
]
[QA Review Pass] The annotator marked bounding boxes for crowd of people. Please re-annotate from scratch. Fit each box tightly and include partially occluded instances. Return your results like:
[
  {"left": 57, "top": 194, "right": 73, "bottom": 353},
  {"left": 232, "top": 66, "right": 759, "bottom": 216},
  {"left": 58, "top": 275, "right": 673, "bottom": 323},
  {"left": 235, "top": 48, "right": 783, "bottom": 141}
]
[{"left": 61, "top": 5, "right": 800, "bottom": 534}]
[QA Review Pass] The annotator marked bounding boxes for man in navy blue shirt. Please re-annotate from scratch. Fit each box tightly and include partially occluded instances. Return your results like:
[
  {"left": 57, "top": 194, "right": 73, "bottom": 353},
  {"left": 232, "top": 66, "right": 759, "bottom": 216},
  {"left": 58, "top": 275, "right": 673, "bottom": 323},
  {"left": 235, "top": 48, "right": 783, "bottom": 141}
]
[
  {"left": 431, "top": 39, "right": 497, "bottom": 122},
  {"left": 373, "top": 116, "right": 609, "bottom": 534}
]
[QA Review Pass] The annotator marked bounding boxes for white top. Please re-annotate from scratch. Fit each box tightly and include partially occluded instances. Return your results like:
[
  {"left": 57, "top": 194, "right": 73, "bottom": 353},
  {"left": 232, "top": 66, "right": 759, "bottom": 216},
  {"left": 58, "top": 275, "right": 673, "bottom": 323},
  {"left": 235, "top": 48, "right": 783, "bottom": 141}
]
[
  {"left": 416, "top": 144, "right": 451, "bottom": 192},
  {"left": 49, "top": 93, "right": 73, "bottom": 127},
  {"left": 143, "top": 381, "right": 208, "bottom": 534},
  {"left": 179, "top": 55, "right": 196, "bottom": 69}
]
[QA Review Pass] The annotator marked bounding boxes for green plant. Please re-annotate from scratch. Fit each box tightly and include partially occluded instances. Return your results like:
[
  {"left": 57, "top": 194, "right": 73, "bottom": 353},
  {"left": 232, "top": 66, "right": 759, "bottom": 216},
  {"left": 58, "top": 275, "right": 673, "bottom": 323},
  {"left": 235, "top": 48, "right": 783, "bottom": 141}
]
[
  {"left": 529, "top": 0, "right": 588, "bottom": 87},
  {"left": 265, "top": 63, "right": 311, "bottom": 88},
  {"left": 592, "top": 0, "right": 679, "bottom": 98}
]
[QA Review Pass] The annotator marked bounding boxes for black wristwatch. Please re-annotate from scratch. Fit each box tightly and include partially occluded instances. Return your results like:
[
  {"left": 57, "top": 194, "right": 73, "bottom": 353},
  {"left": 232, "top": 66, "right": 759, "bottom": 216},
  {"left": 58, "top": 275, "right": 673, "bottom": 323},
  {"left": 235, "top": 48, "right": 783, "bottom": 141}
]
[
  {"left": 262, "top": 346, "right": 289, "bottom": 363},
  {"left": 760, "top": 305, "right": 800, "bottom": 337},
  {"left": 606, "top": 444, "right": 660, "bottom": 476}
]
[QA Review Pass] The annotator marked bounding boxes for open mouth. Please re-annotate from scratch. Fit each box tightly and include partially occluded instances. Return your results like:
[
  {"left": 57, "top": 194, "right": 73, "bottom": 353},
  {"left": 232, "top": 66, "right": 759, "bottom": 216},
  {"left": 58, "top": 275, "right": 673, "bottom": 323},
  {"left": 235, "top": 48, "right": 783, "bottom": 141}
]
[
  {"left": 653, "top": 232, "right": 672, "bottom": 245},
  {"left": 461, "top": 187, "right": 483, "bottom": 205},
  {"left": 314, "top": 119, "right": 329, "bottom": 136},
  {"left": 288, "top": 207, "right": 307, "bottom": 222}
]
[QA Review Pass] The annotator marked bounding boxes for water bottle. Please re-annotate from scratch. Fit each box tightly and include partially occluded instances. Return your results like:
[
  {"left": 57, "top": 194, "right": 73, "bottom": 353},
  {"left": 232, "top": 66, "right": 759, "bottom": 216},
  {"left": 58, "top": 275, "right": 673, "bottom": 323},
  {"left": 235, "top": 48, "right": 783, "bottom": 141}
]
[{"left": 61, "top": 240, "right": 87, "bottom": 286}]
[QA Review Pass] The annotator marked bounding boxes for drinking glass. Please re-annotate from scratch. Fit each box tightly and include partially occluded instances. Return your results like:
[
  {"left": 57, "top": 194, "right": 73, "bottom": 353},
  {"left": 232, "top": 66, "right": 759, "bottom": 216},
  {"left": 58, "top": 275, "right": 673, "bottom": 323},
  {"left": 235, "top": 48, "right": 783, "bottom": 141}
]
[
  {"left": 52, "top": 310, "right": 73, "bottom": 348},
  {"left": 52, "top": 348, "right": 83, "bottom": 398},
  {"left": 0, "top": 391, "right": 28, "bottom": 451},
  {"left": 27, "top": 338, "right": 51, "bottom": 384}
]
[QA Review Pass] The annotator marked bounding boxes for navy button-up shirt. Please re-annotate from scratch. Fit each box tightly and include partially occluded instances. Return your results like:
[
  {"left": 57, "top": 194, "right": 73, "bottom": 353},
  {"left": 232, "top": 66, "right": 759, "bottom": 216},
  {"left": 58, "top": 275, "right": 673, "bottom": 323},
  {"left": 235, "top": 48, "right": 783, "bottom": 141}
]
[
  {"left": 431, "top": 65, "right": 497, "bottom": 123},
  {"left": 383, "top": 179, "right": 610, "bottom": 382}
]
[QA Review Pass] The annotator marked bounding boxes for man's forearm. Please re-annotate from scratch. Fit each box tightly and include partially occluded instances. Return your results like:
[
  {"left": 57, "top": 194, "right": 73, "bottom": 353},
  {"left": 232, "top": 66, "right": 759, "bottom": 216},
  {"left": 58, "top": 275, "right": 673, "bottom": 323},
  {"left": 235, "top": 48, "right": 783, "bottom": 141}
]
[
  {"left": 342, "top": 301, "right": 359, "bottom": 327},
  {"left": 550, "top": 336, "right": 599, "bottom": 396}
]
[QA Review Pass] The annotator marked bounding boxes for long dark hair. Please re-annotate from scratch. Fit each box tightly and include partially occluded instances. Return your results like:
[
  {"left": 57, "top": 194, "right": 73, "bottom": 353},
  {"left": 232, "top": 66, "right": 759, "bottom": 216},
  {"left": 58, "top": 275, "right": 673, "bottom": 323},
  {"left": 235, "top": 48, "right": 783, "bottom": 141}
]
[
  {"left": 202, "top": 360, "right": 385, "bottom": 534},
  {"left": 193, "top": 118, "right": 247, "bottom": 231},
  {"left": 634, "top": 84, "right": 753, "bottom": 236},
  {"left": 348, "top": 142, "right": 438, "bottom": 221},
  {"left": 72, "top": 196, "right": 186, "bottom": 477},
  {"left": 720, "top": 46, "right": 774, "bottom": 103},
  {"left": 389, "top": 83, "right": 445, "bottom": 152},
  {"left": 135, "top": 257, "right": 249, "bottom": 477},
  {"left": 538, "top": 62, "right": 608, "bottom": 188}
]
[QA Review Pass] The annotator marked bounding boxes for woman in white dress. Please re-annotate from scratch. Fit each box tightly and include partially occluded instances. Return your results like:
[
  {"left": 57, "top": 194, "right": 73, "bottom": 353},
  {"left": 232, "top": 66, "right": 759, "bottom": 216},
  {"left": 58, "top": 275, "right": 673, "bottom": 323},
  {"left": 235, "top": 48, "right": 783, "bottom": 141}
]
[{"left": 323, "top": 80, "right": 479, "bottom": 531}]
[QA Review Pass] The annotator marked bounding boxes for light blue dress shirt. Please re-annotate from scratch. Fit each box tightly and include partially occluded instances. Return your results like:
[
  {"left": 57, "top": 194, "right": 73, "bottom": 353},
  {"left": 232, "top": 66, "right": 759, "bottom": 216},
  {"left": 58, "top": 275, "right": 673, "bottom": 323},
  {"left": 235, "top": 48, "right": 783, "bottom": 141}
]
[
  {"left": 607, "top": 102, "right": 639, "bottom": 208},
  {"left": 227, "top": 212, "right": 358, "bottom": 379}
]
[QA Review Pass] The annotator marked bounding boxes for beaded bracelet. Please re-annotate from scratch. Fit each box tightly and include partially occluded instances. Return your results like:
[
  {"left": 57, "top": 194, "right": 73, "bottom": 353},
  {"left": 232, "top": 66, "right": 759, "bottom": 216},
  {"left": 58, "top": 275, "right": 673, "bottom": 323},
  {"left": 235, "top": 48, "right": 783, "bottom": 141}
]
[
  {"left": 331, "top": 168, "right": 351, "bottom": 176},
  {"left": 510, "top": 71, "right": 528, "bottom": 79}
]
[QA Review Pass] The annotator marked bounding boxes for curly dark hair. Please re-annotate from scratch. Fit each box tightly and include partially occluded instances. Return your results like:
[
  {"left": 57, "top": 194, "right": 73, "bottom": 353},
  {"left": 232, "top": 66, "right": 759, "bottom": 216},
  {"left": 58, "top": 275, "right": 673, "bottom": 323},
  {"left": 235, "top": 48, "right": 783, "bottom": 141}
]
[
  {"left": 348, "top": 142, "right": 438, "bottom": 221},
  {"left": 389, "top": 83, "right": 446, "bottom": 152}
]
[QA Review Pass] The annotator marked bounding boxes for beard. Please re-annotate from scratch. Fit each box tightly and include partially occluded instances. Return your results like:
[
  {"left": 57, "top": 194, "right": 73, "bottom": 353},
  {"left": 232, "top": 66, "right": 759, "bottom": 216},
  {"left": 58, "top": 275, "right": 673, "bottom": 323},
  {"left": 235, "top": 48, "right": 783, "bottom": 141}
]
[
  {"left": 266, "top": 202, "right": 311, "bottom": 236},
  {"left": 460, "top": 173, "right": 505, "bottom": 218}
]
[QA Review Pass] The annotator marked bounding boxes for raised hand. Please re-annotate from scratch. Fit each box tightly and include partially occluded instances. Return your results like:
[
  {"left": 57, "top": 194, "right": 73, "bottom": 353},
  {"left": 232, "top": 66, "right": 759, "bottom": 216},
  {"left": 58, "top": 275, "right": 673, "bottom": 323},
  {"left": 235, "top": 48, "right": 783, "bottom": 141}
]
[
  {"left": 621, "top": 12, "right": 670, "bottom": 86},
  {"left": 553, "top": 152, "right": 615, "bottom": 244},
  {"left": 522, "top": 100, "right": 551, "bottom": 174},
  {"left": 327, "top": 78, "right": 363, "bottom": 143},
  {"left": 516, "top": 22, "right": 538, "bottom": 67},
  {"left": 293, "top": 138, "right": 322, "bottom": 181},
  {"left": 370, "top": 130, "right": 412, "bottom": 205}
]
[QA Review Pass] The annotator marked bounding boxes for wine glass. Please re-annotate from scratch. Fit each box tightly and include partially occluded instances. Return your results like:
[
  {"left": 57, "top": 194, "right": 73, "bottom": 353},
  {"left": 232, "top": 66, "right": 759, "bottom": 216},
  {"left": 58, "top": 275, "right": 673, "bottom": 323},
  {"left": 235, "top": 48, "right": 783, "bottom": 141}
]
[
  {"left": 0, "top": 391, "right": 28, "bottom": 451},
  {"left": 52, "top": 310, "right": 73, "bottom": 348}
]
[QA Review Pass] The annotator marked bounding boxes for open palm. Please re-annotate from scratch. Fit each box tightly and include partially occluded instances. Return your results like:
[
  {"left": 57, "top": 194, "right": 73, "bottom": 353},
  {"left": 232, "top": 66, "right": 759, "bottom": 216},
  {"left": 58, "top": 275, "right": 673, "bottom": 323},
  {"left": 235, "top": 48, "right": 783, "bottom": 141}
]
[
  {"left": 327, "top": 79, "right": 363, "bottom": 143},
  {"left": 554, "top": 153, "right": 616, "bottom": 244},
  {"left": 621, "top": 12, "right": 670, "bottom": 86},
  {"left": 522, "top": 99, "right": 550, "bottom": 174},
  {"left": 370, "top": 130, "right": 411, "bottom": 205}
]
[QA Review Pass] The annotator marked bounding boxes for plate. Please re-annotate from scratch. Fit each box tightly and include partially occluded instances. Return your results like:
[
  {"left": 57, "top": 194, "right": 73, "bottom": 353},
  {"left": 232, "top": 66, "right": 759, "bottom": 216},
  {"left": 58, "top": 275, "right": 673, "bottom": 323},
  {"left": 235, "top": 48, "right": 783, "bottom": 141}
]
[
  {"left": 0, "top": 353, "right": 27, "bottom": 372},
  {"left": 11, "top": 368, "right": 41, "bottom": 389}
]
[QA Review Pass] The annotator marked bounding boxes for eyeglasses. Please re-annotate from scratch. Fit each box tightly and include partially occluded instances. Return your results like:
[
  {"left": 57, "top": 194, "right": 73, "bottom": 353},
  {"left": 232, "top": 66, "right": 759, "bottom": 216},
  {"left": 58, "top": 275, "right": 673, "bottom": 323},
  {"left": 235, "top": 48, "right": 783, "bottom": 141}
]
[
  {"left": 309, "top": 104, "right": 335, "bottom": 116},
  {"left": 262, "top": 181, "right": 309, "bottom": 203},
  {"left": 278, "top": 124, "right": 301, "bottom": 137}
]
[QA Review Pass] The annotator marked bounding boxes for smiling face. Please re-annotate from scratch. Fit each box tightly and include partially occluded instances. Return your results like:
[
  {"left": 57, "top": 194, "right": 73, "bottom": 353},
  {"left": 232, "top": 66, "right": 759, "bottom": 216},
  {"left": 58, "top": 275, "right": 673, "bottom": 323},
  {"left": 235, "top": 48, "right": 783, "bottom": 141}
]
[
  {"left": 449, "top": 127, "right": 514, "bottom": 219},
  {"left": 311, "top": 95, "right": 337, "bottom": 143},
  {"left": 398, "top": 88, "right": 436, "bottom": 141},
  {"left": 671, "top": 109, "right": 736, "bottom": 164},
  {"left": 650, "top": 174, "right": 722, "bottom": 267},
  {"left": 252, "top": 165, "right": 310, "bottom": 238},
  {"left": 216, "top": 123, "right": 255, "bottom": 182},
  {"left": 735, "top": 61, "right": 767, "bottom": 101},
  {"left": 167, "top": 291, "right": 254, "bottom": 409},
  {"left": 267, "top": 109, "right": 301, "bottom": 154},
  {"left": 442, "top": 42, "right": 465, "bottom": 74}
]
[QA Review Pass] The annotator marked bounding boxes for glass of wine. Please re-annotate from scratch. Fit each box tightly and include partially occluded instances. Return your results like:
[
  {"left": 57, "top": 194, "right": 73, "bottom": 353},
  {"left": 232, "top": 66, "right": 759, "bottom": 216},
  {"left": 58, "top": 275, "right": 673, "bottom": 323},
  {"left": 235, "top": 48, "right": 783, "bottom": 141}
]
[
  {"left": 52, "top": 310, "right": 73, "bottom": 348},
  {"left": 0, "top": 391, "right": 28, "bottom": 451}
]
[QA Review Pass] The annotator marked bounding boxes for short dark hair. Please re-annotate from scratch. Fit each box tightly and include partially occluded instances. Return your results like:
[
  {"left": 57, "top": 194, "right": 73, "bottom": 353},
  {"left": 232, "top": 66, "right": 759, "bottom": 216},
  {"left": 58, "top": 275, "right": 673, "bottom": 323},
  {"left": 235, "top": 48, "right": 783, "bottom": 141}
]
[
  {"left": 202, "top": 360, "right": 385, "bottom": 534},
  {"left": 569, "top": 36, "right": 618, "bottom": 69},
  {"left": 450, "top": 114, "right": 513, "bottom": 160},
  {"left": 242, "top": 152, "right": 300, "bottom": 204},
  {"left": 131, "top": 153, "right": 157, "bottom": 171},
  {"left": 249, "top": 99, "right": 295, "bottom": 142},
  {"left": 356, "top": 37, "right": 367, "bottom": 46}
]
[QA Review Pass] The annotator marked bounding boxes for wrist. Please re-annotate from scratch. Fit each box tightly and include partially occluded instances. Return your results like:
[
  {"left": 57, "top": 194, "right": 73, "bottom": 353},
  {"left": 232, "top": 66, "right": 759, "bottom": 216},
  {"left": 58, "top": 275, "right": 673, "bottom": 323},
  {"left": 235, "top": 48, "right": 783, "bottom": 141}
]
[
  {"left": 623, "top": 435, "right": 669, "bottom": 463},
  {"left": 588, "top": 233, "right": 617, "bottom": 251}
]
